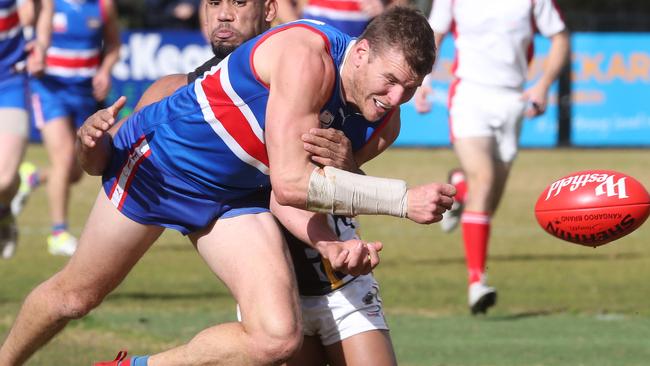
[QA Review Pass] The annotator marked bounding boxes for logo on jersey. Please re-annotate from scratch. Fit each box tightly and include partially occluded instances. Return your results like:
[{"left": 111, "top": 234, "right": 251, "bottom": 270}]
[
  {"left": 319, "top": 110, "right": 334, "bottom": 128},
  {"left": 53, "top": 13, "right": 67, "bottom": 33},
  {"left": 87, "top": 17, "right": 101, "bottom": 29}
]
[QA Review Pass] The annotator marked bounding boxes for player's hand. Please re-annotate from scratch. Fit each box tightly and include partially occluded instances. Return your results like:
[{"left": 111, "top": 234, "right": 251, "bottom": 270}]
[
  {"left": 77, "top": 96, "right": 126, "bottom": 149},
  {"left": 522, "top": 83, "right": 549, "bottom": 118},
  {"left": 414, "top": 84, "right": 433, "bottom": 114},
  {"left": 25, "top": 40, "right": 47, "bottom": 77},
  {"left": 302, "top": 128, "right": 360, "bottom": 172},
  {"left": 320, "top": 239, "right": 383, "bottom": 276},
  {"left": 92, "top": 71, "right": 112, "bottom": 101},
  {"left": 406, "top": 183, "right": 456, "bottom": 224}
]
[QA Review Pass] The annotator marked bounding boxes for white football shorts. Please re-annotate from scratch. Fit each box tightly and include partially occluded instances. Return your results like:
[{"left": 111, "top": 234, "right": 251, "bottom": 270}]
[
  {"left": 448, "top": 79, "right": 527, "bottom": 162},
  {"left": 300, "top": 273, "right": 388, "bottom": 346},
  {"left": 236, "top": 273, "right": 388, "bottom": 346}
]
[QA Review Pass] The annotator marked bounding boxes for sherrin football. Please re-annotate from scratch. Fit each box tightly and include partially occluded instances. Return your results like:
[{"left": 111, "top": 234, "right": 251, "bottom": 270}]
[{"left": 534, "top": 170, "right": 650, "bottom": 247}]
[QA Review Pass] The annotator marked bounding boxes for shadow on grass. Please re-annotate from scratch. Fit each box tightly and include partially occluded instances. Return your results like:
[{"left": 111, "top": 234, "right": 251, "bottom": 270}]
[
  {"left": 484, "top": 308, "right": 568, "bottom": 321},
  {"left": 106, "top": 291, "right": 229, "bottom": 302},
  {"left": 387, "top": 252, "right": 644, "bottom": 267}
]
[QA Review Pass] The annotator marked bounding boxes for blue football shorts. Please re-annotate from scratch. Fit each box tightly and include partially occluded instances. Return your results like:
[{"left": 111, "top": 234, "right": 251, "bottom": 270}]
[{"left": 102, "top": 113, "right": 271, "bottom": 235}]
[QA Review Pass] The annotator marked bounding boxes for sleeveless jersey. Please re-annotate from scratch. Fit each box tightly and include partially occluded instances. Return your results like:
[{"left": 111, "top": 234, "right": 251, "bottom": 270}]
[
  {"left": 0, "top": 0, "right": 25, "bottom": 79},
  {"left": 301, "top": 0, "right": 370, "bottom": 37},
  {"left": 133, "top": 20, "right": 390, "bottom": 199},
  {"left": 45, "top": 0, "right": 105, "bottom": 85},
  {"left": 186, "top": 52, "right": 391, "bottom": 295},
  {"left": 429, "top": 0, "right": 566, "bottom": 89}
]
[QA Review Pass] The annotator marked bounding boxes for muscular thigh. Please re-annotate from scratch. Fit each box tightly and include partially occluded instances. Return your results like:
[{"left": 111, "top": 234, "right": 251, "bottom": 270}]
[
  {"left": 191, "top": 212, "right": 301, "bottom": 331},
  {"left": 58, "top": 191, "right": 164, "bottom": 295},
  {"left": 285, "top": 335, "right": 328, "bottom": 366},
  {"left": 325, "top": 330, "right": 396, "bottom": 366},
  {"left": 0, "top": 109, "right": 28, "bottom": 176}
]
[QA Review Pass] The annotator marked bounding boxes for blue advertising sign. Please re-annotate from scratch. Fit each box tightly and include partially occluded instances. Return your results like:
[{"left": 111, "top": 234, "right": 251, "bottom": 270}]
[
  {"left": 397, "top": 36, "right": 559, "bottom": 147},
  {"left": 571, "top": 33, "right": 650, "bottom": 146},
  {"left": 30, "top": 31, "right": 650, "bottom": 148},
  {"left": 108, "top": 30, "right": 213, "bottom": 119}
]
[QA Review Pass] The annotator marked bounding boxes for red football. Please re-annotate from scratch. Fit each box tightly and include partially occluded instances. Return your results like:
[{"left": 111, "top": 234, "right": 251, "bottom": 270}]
[{"left": 535, "top": 170, "right": 650, "bottom": 247}]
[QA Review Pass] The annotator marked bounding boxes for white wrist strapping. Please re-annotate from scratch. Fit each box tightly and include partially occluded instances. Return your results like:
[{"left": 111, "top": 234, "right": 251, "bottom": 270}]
[{"left": 306, "top": 166, "right": 408, "bottom": 217}]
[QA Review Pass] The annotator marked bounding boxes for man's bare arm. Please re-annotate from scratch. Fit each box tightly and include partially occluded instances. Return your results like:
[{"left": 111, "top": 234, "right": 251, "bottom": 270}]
[
  {"left": 270, "top": 193, "right": 381, "bottom": 276},
  {"left": 523, "top": 29, "right": 570, "bottom": 117}
]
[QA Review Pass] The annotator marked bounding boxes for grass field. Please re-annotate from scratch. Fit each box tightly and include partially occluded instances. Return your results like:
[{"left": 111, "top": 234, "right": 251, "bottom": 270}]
[{"left": 2, "top": 145, "right": 650, "bottom": 365}]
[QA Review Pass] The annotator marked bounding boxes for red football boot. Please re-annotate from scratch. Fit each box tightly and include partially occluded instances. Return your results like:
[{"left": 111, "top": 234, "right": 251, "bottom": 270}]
[{"left": 94, "top": 350, "right": 131, "bottom": 366}]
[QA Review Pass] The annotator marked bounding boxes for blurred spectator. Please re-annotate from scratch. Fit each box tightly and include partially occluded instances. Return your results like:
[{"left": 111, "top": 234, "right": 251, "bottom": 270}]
[
  {"left": 276, "top": 0, "right": 407, "bottom": 37},
  {"left": 144, "top": 0, "right": 201, "bottom": 29}
]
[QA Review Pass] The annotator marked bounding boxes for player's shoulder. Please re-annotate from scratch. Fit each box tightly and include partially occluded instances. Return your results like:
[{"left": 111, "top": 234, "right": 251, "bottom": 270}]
[{"left": 135, "top": 74, "right": 187, "bottom": 111}]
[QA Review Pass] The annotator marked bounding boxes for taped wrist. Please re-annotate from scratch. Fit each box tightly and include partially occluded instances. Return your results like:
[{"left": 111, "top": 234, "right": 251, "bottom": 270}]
[{"left": 306, "top": 166, "right": 408, "bottom": 217}]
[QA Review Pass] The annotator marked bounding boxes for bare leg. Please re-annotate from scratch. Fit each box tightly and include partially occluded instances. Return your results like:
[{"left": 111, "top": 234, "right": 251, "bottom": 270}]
[
  {"left": 0, "top": 192, "right": 163, "bottom": 365},
  {"left": 149, "top": 212, "right": 302, "bottom": 366},
  {"left": 325, "top": 330, "right": 397, "bottom": 366},
  {"left": 0, "top": 108, "right": 28, "bottom": 205},
  {"left": 453, "top": 137, "right": 502, "bottom": 214},
  {"left": 40, "top": 117, "right": 77, "bottom": 226},
  {"left": 284, "top": 336, "right": 328, "bottom": 366}
]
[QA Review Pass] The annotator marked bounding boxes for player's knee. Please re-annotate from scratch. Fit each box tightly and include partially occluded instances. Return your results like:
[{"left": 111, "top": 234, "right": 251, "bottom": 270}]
[
  {"left": 250, "top": 321, "right": 303, "bottom": 364},
  {"left": 42, "top": 277, "right": 106, "bottom": 319}
]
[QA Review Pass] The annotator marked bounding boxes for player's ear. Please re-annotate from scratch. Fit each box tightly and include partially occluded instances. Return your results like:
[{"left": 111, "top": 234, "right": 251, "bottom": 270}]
[
  {"left": 351, "top": 38, "right": 370, "bottom": 68},
  {"left": 265, "top": 0, "right": 278, "bottom": 22}
]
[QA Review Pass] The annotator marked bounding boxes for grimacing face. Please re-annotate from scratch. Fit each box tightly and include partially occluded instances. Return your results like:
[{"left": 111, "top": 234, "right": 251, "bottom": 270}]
[
  {"left": 351, "top": 44, "right": 421, "bottom": 122},
  {"left": 203, "top": 0, "right": 275, "bottom": 58}
]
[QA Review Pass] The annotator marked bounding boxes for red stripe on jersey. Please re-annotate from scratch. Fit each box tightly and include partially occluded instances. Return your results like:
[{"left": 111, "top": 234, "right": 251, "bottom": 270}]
[
  {"left": 202, "top": 68, "right": 270, "bottom": 167},
  {"left": 116, "top": 148, "right": 151, "bottom": 210},
  {"left": 108, "top": 136, "right": 149, "bottom": 209},
  {"left": 46, "top": 55, "right": 101, "bottom": 68},
  {"left": 447, "top": 78, "right": 461, "bottom": 143},
  {"left": 0, "top": 11, "right": 18, "bottom": 32},
  {"left": 99, "top": 0, "right": 109, "bottom": 23},
  {"left": 249, "top": 23, "right": 332, "bottom": 90},
  {"left": 306, "top": 0, "right": 362, "bottom": 11}
]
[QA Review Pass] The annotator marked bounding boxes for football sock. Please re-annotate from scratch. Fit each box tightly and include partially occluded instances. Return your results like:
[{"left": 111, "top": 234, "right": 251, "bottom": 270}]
[
  {"left": 131, "top": 356, "right": 150, "bottom": 366},
  {"left": 52, "top": 222, "right": 68, "bottom": 236},
  {"left": 27, "top": 170, "right": 40, "bottom": 189},
  {"left": 461, "top": 211, "right": 490, "bottom": 284},
  {"left": 450, "top": 170, "right": 467, "bottom": 204}
]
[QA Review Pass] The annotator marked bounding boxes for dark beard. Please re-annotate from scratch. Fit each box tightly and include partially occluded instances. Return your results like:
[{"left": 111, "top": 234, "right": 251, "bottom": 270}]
[{"left": 212, "top": 43, "right": 238, "bottom": 59}]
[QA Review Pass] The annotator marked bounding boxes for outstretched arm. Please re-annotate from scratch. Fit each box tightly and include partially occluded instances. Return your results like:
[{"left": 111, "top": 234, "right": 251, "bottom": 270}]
[{"left": 258, "top": 29, "right": 454, "bottom": 223}]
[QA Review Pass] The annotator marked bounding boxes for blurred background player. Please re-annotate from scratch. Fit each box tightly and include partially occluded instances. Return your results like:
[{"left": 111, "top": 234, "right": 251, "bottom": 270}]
[
  {"left": 18, "top": 0, "right": 120, "bottom": 256},
  {"left": 414, "top": 0, "right": 569, "bottom": 314},
  {"left": 275, "top": 0, "right": 405, "bottom": 37},
  {"left": 0, "top": 0, "right": 52, "bottom": 259}
]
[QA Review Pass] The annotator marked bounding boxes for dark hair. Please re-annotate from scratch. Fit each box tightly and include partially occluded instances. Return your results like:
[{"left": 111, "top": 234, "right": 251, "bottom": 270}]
[{"left": 358, "top": 6, "right": 436, "bottom": 78}]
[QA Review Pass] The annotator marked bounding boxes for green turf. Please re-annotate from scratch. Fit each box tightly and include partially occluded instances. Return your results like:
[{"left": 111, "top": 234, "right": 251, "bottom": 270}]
[{"left": 1, "top": 145, "right": 649, "bottom": 365}]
